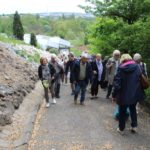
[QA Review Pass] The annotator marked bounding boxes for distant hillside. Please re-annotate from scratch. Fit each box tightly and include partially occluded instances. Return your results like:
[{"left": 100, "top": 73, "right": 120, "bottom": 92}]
[{"left": 37, "top": 12, "right": 94, "bottom": 18}]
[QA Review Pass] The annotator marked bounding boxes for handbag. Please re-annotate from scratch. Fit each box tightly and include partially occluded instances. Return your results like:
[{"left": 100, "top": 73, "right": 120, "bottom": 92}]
[
  {"left": 138, "top": 65, "right": 149, "bottom": 89},
  {"left": 42, "top": 80, "right": 49, "bottom": 88},
  {"left": 141, "top": 74, "right": 149, "bottom": 89}
]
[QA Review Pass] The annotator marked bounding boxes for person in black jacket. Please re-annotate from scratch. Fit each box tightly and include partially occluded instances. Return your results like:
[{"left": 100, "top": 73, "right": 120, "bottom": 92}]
[
  {"left": 91, "top": 53, "right": 105, "bottom": 99},
  {"left": 65, "top": 53, "right": 76, "bottom": 95},
  {"left": 72, "top": 53, "right": 92, "bottom": 105},
  {"left": 38, "top": 57, "right": 56, "bottom": 107}
]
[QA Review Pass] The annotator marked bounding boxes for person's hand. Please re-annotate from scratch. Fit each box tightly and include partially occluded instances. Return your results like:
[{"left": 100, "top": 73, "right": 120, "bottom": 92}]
[
  {"left": 112, "top": 97, "right": 117, "bottom": 105},
  {"left": 93, "top": 70, "right": 97, "bottom": 74},
  {"left": 51, "top": 76, "right": 55, "bottom": 80}
]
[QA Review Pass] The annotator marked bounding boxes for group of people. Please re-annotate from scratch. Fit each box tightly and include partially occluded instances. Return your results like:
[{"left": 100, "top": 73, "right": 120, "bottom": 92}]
[{"left": 38, "top": 49, "right": 148, "bottom": 134}]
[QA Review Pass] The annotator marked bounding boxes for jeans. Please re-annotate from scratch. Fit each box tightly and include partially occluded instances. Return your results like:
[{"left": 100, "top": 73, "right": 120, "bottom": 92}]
[
  {"left": 44, "top": 87, "right": 49, "bottom": 103},
  {"left": 106, "top": 84, "right": 113, "bottom": 97},
  {"left": 74, "top": 80, "right": 87, "bottom": 102},
  {"left": 119, "top": 103, "right": 137, "bottom": 131}
]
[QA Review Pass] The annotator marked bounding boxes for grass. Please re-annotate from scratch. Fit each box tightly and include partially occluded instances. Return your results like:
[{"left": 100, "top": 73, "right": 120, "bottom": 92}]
[{"left": 0, "top": 34, "right": 25, "bottom": 45}]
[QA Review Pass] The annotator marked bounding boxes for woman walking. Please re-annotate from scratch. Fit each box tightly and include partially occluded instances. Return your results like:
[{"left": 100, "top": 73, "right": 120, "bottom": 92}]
[
  {"left": 38, "top": 57, "right": 56, "bottom": 107},
  {"left": 112, "top": 54, "right": 146, "bottom": 134}
]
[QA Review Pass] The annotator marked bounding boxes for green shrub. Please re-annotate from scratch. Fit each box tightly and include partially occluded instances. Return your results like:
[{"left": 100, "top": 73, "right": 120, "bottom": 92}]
[{"left": 146, "top": 88, "right": 150, "bottom": 103}]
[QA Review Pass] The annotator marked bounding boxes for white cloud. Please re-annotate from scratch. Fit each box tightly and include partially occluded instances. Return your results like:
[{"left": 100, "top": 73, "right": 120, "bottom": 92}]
[{"left": 0, "top": 0, "right": 86, "bottom": 14}]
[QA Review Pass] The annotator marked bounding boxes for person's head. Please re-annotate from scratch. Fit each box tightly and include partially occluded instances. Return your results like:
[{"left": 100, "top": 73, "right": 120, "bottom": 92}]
[
  {"left": 40, "top": 57, "right": 48, "bottom": 65},
  {"left": 96, "top": 53, "right": 102, "bottom": 61},
  {"left": 133, "top": 53, "right": 142, "bottom": 63},
  {"left": 68, "top": 52, "right": 74, "bottom": 61},
  {"left": 81, "top": 53, "right": 88, "bottom": 63},
  {"left": 51, "top": 56, "right": 56, "bottom": 63},
  {"left": 120, "top": 54, "right": 132, "bottom": 64},
  {"left": 113, "top": 50, "right": 120, "bottom": 60}
]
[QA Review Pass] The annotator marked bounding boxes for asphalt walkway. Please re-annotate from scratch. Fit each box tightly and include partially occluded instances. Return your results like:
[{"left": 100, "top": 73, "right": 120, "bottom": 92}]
[{"left": 28, "top": 83, "right": 150, "bottom": 150}]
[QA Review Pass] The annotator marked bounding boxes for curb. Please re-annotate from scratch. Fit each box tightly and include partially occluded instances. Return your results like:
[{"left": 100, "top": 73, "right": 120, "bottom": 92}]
[{"left": 0, "top": 81, "right": 44, "bottom": 149}]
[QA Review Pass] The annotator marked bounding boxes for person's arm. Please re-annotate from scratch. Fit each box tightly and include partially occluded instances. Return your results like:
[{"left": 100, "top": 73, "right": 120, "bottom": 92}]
[
  {"left": 71, "top": 62, "right": 77, "bottom": 83},
  {"left": 89, "top": 62, "right": 93, "bottom": 84},
  {"left": 106, "top": 59, "right": 114, "bottom": 69},
  {"left": 112, "top": 68, "right": 122, "bottom": 101},
  {"left": 144, "top": 63, "right": 148, "bottom": 77},
  {"left": 38, "top": 66, "right": 42, "bottom": 80},
  {"left": 48, "top": 63, "right": 56, "bottom": 78}
]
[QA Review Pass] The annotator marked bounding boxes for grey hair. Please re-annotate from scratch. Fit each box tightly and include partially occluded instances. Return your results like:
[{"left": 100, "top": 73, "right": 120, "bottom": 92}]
[
  {"left": 113, "top": 50, "right": 120, "bottom": 57},
  {"left": 133, "top": 53, "right": 142, "bottom": 61}
]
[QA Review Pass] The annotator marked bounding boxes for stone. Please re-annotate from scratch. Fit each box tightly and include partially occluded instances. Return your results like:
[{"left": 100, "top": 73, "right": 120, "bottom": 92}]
[
  {"left": 0, "top": 112, "right": 12, "bottom": 126},
  {"left": 0, "top": 139, "right": 9, "bottom": 148},
  {"left": 0, "top": 92, "right": 5, "bottom": 98},
  {"left": 13, "top": 100, "right": 20, "bottom": 109},
  {"left": 4, "top": 75, "right": 10, "bottom": 80}
]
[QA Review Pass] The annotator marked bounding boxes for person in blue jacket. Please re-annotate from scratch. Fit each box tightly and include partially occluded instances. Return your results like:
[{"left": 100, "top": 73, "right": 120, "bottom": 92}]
[{"left": 112, "top": 54, "right": 146, "bottom": 134}]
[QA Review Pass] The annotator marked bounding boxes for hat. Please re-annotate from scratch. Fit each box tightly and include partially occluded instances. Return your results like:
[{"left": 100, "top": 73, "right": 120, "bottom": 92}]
[{"left": 120, "top": 54, "right": 132, "bottom": 63}]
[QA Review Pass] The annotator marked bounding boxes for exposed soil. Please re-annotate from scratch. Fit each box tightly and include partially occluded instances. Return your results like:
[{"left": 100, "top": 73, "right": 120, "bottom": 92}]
[{"left": 0, "top": 42, "right": 38, "bottom": 126}]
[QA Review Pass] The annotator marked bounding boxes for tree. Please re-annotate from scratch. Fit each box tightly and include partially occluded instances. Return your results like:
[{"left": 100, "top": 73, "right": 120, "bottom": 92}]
[
  {"left": 81, "top": 0, "right": 150, "bottom": 24},
  {"left": 13, "top": 11, "right": 24, "bottom": 40},
  {"left": 30, "top": 33, "right": 37, "bottom": 47}
]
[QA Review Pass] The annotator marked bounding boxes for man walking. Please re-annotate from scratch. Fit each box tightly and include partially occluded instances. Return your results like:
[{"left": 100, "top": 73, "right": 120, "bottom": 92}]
[
  {"left": 65, "top": 53, "right": 76, "bottom": 95},
  {"left": 72, "top": 53, "right": 92, "bottom": 105},
  {"left": 106, "top": 50, "right": 120, "bottom": 99}
]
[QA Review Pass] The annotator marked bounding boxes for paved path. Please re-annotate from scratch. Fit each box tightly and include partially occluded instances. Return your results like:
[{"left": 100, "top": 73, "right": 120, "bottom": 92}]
[{"left": 28, "top": 84, "right": 150, "bottom": 150}]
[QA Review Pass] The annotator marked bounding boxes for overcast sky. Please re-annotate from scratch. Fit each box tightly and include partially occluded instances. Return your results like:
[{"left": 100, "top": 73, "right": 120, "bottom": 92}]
[{"left": 0, "top": 0, "right": 87, "bottom": 14}]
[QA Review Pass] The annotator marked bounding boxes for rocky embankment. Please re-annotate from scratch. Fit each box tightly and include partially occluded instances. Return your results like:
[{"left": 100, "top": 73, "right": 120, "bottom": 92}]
[{"left": 0, "top": 42, "right": 38, "bottom": 126}]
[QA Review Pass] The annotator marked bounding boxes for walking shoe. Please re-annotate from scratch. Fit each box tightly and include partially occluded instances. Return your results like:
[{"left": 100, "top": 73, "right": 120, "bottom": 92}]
[
  {"left": 74, "top": 99, "right": 77, "bottom": 104},
  {"left": 95, "top": 96, "right": 98, "bottom": 99},
  {"left": 106, "top": 95, "right": 110, "bottom": 99},
  {"left": 46, "top": 103, "right": 50, "bottom": 108},
  {"left": 80, "top": 101, "right": 85, "bottom": 105},
  {"left": 55, "top": 95, "right": 60, "bottom": 98},
  {"left": 117, "top": 128, "right": 124, "bottom": 135},
  {"left": 52, "top": 98, "right": 56, "bottom": 104},
  {"left": 90, "top": 96, "right": 95, "bottom": 100},
  {"left": 71, "top": 92, "right": 74, "bottom": 95},
  {"left": 130, "top": 127, "right": 137, "bottom": 133}
]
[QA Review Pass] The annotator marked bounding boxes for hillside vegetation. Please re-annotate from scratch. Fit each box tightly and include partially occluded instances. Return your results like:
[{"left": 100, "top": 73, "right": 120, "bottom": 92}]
[{"left": 0, "top": 14, "right": 94, "bottom": 56}]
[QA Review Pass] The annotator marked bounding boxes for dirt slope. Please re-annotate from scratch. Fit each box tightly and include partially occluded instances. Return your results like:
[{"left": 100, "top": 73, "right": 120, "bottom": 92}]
[{"left": 0, "top": 42, "right": 38, "bottom": 126}]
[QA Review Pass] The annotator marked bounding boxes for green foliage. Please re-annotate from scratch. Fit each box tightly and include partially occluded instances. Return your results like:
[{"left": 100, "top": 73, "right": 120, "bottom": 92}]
[
  {"left": 82, "top": 0, "right": 150, "bottom": 24},
  {"left": 46, "top": 47, "right": 59, "bottom": 55},
  {"left": 0, "top": 14, "right": 93, "bottom": 57},
  {"left": 87, "top": 17, "right": 123, "bottom": 55},
  {"left": 30, "top": 33, "right": 37, "bottom": 47},
  {"left": 17, "top": 50, "right": 40, "bottom": 63},
  {"left": 13, "top": 11, "right": 24, "bottom": 40},
  {"left": 0, "top": 34, "right": 25, "bottom": 44},
  {"left": 70, "top": 47, "right": 82, "bottom": 57},
  {"left": 0, "top": 15, "right": 13, "bottom": 35},
  {"left": 146, "top": 88, "right": 150, "bottom": 103}
]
